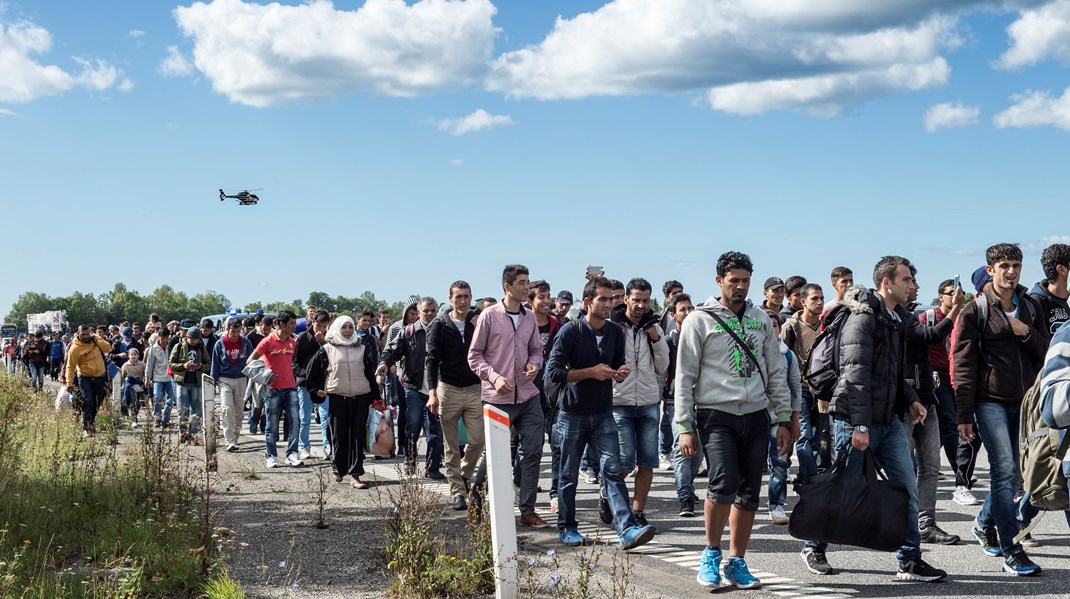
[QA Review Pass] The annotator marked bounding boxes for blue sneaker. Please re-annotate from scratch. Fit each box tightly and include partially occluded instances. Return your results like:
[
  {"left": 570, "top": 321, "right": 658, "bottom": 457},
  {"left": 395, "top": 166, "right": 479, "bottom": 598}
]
[
  {"left": 559, "top": 529, "right": 587, "bottom": 547},
  {"left": 1002, "top": 550, "right": 1041, "bottom": 576},
  {"left": 697, "top": 547, "right": 722, "bottom": 588},
  {"left": 723, "top": 556, "right": 761, "bottom": 589},
  {"left": 618, "top": 524, "right": 655, "bottom": 550}
]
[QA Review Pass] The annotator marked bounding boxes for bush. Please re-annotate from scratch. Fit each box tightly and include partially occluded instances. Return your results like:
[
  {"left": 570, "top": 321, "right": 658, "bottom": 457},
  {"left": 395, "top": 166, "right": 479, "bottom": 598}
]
[
  {"left": 383, "top": 468, "right": 494, "bottom": 598},
  {"left": 0, "top": 374, "right": 219, "bottom": 596}
]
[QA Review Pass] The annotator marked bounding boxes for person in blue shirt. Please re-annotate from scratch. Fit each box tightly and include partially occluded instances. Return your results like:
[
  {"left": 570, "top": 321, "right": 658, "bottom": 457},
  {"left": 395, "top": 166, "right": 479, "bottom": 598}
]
[{"left": 48, "top": 332, "right": 65, "bottom": 381}]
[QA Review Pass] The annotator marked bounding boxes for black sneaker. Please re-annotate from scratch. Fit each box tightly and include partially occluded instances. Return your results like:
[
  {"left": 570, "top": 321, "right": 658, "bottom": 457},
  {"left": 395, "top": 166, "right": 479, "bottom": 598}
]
[
  {"left": 971, "top": 526, "right": 1002, "bottom": 557},
  {"left": 679, "top": 497, "right": 696, "bottom": 518},
  {"left": 896, "top": 558, "right": 947, "bottom": 582},
  {"left": 1002, "top": 549, "right": 1042, "bottom": 576},
  {"left": 598, "top": 488, "right": 612, "bottom": 525},
  {"left": 801, "top": 548, "right": 833, "bottom": 575},
  {"left": 920, "top": 524, "right": 961, "bottom": 545},
  {"left": 634, "top": 510, "right": 650, "bottom": 527}
]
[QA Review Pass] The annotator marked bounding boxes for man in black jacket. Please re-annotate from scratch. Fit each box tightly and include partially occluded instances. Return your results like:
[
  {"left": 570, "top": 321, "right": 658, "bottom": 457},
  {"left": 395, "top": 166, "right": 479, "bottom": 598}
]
[
  {"left": 801, "top": 256, "right": 945, "bottom": 582},
  {"left": 294, "top": 310, "right": 330, "bottom": 460},
  {"left": 426, "top": 282, "right": 482, "bottom": 510},
  {"left": 904, "top": 273, "right": 963, "bottom": 546},
  {"left": 377, "top": 296, "right": 444, "bottom": 478}
]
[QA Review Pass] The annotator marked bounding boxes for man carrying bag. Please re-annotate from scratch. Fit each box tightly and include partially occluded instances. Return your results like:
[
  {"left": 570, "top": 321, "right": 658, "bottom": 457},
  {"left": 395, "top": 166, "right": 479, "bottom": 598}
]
[{"left": 795, "top": 256, "right": 947, "bottom": 582}]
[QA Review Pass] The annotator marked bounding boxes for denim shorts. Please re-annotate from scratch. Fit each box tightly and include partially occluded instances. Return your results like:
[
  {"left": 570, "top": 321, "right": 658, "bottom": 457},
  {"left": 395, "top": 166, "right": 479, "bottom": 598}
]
[{"left": 612, "top": 403, "right": 660, "bottom": 471}]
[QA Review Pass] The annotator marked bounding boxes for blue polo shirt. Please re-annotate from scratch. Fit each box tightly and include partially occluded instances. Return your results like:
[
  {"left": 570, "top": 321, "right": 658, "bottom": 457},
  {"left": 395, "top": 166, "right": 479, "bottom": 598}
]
[{"left": 547, "top": 316, "right": 625, "bottom": 415}]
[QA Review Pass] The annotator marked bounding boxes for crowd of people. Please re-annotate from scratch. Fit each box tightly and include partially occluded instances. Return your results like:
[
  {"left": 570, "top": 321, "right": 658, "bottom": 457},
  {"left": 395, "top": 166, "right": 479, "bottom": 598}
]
[{"left": 4, "top": 240, "right": 1069, "bottom": 590}]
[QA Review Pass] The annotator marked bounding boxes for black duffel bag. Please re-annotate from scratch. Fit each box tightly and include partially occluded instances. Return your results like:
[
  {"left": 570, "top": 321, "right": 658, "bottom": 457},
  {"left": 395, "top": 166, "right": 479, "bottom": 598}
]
[{"left": 788, "top": 446, "right": 910, "bottom": 552}]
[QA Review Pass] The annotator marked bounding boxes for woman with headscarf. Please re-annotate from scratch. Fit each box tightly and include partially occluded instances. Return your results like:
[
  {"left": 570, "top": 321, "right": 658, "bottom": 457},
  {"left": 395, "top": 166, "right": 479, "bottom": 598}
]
[{"left": 306, "top": 315, "right": 380, "bottom": 488}]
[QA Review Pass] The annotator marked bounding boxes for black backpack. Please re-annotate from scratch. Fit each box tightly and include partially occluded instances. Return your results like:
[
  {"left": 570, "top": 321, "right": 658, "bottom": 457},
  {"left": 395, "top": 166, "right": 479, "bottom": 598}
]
[{"left": 804, "top": 304, "right": 850, "bottom": 402}]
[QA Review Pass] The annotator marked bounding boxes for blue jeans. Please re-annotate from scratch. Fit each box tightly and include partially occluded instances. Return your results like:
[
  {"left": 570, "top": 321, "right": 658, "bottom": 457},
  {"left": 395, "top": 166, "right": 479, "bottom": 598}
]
[
  {"left": 544, "top": 402, "right": 561, "bottom": 499},
  {"left": 556, "top": 410, "right": 637, "bottom": 535},
  {"left": 316, "top": 397, "right": 330, "bottom": 451},
  {"left": 28, "top": 362, "right": 45, "bottom": 389},
  {"left": 152, "top": 381, "right": 176, "bottom": 424},
  {"left": 659, "top": 400, "right": 674, "bottom": 456},
  {"left": 265, "top": 388, "right": 300, "bottom": 459},
  {"left": 795, "top": 390, "right": 821, "bottom": 481},
  {"left": 404, "top": 388, "right": 443, "bottom": 471},
  {"left": 974, "top": 402, "right": 1025, "bottom": 553},
  {"left": 298, "top": 386, "right": 313, "bottom": 450},
  {"left": 767, "top": 424, "right": 793, "bottom": 509},
  {"left": 176, "top": 383, "right": 203, "bottom": 437},
  {"left": 612, "top": 403, "right": 660, "bottom": 471},
  {"left": 806, "top": 419, "right": 921, "bottom": 563},
  {"left": 671, "top": 414, "right": 709, "bottom": 501}
]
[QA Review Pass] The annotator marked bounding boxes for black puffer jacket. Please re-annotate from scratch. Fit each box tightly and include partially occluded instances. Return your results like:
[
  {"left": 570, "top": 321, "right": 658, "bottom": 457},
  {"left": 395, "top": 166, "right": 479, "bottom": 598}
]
[
  {"left": 903, "top": 304, "right": 956, "bottom": 403},
  {"left": 829, "top": 287, "right": 920, "bottom": 427}
]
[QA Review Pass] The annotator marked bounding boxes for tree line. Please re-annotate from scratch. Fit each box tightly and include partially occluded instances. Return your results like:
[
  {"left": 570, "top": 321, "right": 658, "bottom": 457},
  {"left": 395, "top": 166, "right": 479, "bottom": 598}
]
[{"left": 4, "top": 284, "right": 407, "bottom": 331}]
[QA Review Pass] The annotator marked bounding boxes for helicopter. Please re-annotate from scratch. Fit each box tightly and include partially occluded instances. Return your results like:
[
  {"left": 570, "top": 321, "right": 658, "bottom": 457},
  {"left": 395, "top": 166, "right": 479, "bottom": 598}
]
[{"left": 219, "top": 188, "right": 261, "bottom": 206}]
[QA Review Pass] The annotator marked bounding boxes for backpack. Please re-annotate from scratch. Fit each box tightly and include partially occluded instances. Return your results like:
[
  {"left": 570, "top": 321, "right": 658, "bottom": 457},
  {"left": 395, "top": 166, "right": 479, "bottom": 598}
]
[
  {"left": 1019, "top": 372, "right": 1070, "bottom": 511},
  {"left": 804, "top": 304, "right": 850, "bottom": 402}
]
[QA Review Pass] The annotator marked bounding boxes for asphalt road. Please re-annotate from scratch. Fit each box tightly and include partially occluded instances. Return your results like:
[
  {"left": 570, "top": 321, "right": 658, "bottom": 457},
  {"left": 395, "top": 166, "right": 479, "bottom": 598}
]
[{"left": 365, "top": 437, "right": 1070, "bottom": 599}]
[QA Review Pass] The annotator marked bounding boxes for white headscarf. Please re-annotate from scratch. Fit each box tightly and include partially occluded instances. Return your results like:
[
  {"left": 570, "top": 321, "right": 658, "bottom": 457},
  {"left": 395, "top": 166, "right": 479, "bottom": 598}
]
[{"left": 325, "top": 316, "right": 360, "bottom": 347}]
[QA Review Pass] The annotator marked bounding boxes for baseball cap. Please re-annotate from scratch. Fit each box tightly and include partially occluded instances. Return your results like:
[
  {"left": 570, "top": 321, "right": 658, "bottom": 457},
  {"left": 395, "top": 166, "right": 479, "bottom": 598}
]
[
  {"left": 972, "top": 267, "right": 992, "bottom": 294},
  {"left": 763, "top": 277, "right": 785, "bottom": 291},
  {"left": 186, "top": 327, "right": 203, "bottom": 340},
  {"left": 180, "top": 319, "right": 197, "bottom": 329},
  {"left": 557, "top": 290, "right": 574, "bottom": 304}
]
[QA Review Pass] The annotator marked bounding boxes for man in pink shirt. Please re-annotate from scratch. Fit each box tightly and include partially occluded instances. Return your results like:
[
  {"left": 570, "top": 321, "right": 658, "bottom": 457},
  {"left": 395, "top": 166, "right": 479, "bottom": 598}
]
[
  {"left": 468, "top": 264, "right": 547, "bottom": 528},
  {"left": 250, "top": 310, "right": 303, "bottom": 469}
]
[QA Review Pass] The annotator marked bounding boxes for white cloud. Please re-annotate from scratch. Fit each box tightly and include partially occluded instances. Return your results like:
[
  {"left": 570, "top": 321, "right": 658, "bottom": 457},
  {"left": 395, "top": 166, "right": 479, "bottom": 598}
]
[
  {"left": 437, "top": 109, "right": 512, "bottom": 135},
  {"left": 128, "top": 29, "right": 145, "bottom": 38},
  {"left": 486, "top": 0, "right": 974, "bottom": 114},
  {"left": 1044, "top": 235, "right": 1070, "bottom": 244},
  {"left": 117, "top": 78, "right": 134, "bottom": 92},
  {"left": 993, "top": 87, "right": 1070, "bottom": 131},
  {"left": 450, "top": 159, "right": 464, "bottom": 166},
  {"left": 0, "top": 18, "right": 130, "bottom": 103},
  {"left": 996, "top": 0, "right": 1070, "bottom": 69},
  {"left": 923, "top": 100, "right": 980, "bottom": 132},
  {"left": 157, "top": 45, "right": 193, "bottom": 77},
  {"left": 0, "top": 107, "right": 16, "bottom": 116},
  {"left": 172, "top": 0, "right": 497, "bottom": 107}
]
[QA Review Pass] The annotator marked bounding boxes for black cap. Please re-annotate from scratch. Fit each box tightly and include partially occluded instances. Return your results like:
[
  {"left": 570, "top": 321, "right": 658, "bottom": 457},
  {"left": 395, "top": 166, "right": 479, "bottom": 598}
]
[
  {"left": 763, "top": 277, "right": 785, "bottom": 291},
  {"left": 557, "top": 290, "right": 574, "bottom": 304}
]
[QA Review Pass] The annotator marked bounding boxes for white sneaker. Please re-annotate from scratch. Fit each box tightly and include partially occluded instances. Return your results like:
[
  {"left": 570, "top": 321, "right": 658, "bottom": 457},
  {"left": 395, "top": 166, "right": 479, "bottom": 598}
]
[
  {"left": 659, "top": 454, "right": 673, "bottom": 471},
  {"left": 286, "top": 454, "right": 304, "bottom": 467},
  {"left": 769, "top": 505, "right": 789, "bottom": 525},
  {"left": 550, "top": 497, "right": 559, "bottom": 514},
  {"left": 266, "top": 456, "right": 278, "bottom": 468},
  {"left": 953, "top": 487, "right": 980, "bottom": 506},
  {"left": 323, "top": 445, "right": 332, "bottom": 459},
  {"left": 298, "top": 447, "right": 311, "bottom": 461}
]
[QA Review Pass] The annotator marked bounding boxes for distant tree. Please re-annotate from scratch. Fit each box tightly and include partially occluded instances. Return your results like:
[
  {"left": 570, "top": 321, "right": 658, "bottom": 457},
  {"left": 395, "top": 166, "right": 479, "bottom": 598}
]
[{"left": 4, "top": 292, "right": 54, "bottom": 328}]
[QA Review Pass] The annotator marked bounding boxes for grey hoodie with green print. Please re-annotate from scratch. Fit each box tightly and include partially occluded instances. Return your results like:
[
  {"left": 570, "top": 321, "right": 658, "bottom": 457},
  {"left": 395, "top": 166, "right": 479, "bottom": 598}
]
[{"left": 673, "top": 296, "right": 791, "bottom": 433}]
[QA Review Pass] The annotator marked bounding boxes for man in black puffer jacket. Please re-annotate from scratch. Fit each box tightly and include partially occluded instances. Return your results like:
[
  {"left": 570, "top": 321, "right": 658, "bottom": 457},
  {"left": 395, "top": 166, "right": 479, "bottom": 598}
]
[{"left": 801, "top": 256, "right": 946, "bottom": 583}]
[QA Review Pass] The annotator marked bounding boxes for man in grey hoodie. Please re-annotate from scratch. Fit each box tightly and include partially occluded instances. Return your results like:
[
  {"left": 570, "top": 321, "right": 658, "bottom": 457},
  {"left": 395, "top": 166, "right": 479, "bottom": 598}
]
[{"left": 676, "top": 251, "right": 791, "bottom": 591}]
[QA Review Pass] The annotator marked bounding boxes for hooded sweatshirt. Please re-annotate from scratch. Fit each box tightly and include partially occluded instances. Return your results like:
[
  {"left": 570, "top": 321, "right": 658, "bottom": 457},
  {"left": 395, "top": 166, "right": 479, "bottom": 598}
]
[
  {"left": 65, "top": 334, "right": 112, "bottom": 382},
  {"left": 674, "top": 296, "right": 790, "bottom": 434},
  {"left": 1030, "top": 280, "right": 1070, "bottom": 337},
  {"left": 609, "top": 304, "right": 669, "bottom": 407}
]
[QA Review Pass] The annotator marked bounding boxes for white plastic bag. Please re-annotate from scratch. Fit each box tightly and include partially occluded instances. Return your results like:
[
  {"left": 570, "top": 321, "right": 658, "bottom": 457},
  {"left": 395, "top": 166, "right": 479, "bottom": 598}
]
[{"left": 55, "top": 387, "right": 71, "bottom": 412}]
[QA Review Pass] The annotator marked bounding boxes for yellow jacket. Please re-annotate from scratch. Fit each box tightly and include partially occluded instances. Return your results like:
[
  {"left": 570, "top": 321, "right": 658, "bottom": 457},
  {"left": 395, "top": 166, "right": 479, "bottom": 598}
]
[{"left": 65, "top": 335, "right": 112, "bottom": 382}]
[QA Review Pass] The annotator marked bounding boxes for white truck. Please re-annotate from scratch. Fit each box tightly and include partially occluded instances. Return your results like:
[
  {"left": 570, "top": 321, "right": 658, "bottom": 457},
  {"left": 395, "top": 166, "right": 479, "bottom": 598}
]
[{"left": 27, "top": 310, "right": 68, "bottom": 334}]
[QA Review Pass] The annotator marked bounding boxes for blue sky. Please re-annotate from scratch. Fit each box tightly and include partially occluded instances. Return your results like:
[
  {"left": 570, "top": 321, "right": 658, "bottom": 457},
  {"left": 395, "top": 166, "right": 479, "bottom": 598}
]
[{"left": 3, "top": 0, "right": 1070, "bottom": 319}]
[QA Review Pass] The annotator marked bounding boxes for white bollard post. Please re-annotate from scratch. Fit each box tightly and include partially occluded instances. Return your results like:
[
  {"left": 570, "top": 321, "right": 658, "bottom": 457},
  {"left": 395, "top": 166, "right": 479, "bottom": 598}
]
[
  {"left": 483, "top": 404, "right": 517, "bottom": 599},
  {"left": 201, "top": 375, "right": 217, "bottom": 471}
]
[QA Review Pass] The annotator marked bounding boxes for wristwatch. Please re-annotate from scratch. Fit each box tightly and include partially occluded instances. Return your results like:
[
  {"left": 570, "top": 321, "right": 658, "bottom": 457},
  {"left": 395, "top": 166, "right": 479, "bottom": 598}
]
[{"left": 854, "top": 425, "right": 869, "bottom": 433}]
